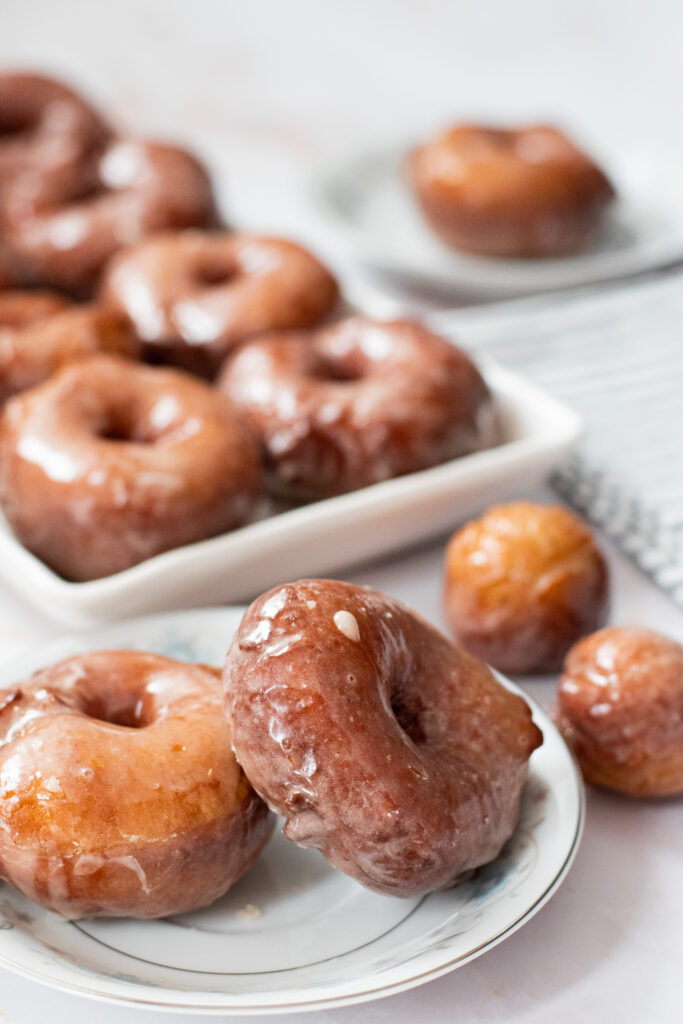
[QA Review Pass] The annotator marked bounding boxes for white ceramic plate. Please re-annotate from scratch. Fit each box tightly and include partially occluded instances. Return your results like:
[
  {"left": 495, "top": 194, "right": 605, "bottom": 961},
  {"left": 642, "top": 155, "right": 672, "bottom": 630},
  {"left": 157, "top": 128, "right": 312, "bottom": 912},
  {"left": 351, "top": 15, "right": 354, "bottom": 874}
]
[
  {"left": 312, "top": 141, "right": 683, "bottom": 297},
  {"left": 0, "top": 606, "right": 584, "bottom": 1015},
  {"left": 0, "top": 357, "right": 581, "bottom": 626}
]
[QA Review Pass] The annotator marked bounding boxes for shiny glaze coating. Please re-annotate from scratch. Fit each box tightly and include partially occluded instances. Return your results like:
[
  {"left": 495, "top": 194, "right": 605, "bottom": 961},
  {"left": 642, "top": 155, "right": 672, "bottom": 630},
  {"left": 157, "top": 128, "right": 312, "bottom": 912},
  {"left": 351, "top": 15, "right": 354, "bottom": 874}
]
[
  {"left": 224, "top": 579, "right": 542, "bottom": 898},
  {"left": 0, "top": 72, "right": 110, "bottom": 209},
  {"left": 0, "top": 355, "right": 262, "bottom": 580},
  {"left": 0, "top": 651, "right": 274, "bottom": 918},
  {"left": 219, "top": 317, "right": 498, "bottom": 501},
  {"left": 101, "top": 231, "right": 340, "bottom": 377},
  {"left": 4, "top": 140, "right": 218, "bottom": 297},
  {"left": 408, "top": 124, "right": 615, "bottom": 257},
  {"left": 444, "top": 502, "right": 608, "bottom": 674},
  {"left": 0, "top": 290, "right": 138, "bottom": 403},
  {"left": 556, "top": 627, "right": 683, "bottom": 797}
]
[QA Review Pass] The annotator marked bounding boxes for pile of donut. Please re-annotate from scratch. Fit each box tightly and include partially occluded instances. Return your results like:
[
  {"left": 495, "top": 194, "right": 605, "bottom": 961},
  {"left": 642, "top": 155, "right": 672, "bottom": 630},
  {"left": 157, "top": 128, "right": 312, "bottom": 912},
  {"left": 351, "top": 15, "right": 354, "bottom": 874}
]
[
  {"left": 0, "top": 72, "right": 679, "bottom": 929},
  {"left": 0, "top": 512, "right": 680, "bottom": 922},
  {"left": 0, "top": 71, "right": 499, "bottom": 582},
  {"left": 0, "top": 576, "right": 543, "bottom": 918}
]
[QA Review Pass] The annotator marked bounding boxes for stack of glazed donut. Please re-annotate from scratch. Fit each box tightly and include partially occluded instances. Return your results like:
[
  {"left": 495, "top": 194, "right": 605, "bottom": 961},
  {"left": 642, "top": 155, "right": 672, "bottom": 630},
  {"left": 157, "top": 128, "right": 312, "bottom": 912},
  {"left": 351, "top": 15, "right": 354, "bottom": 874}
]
[
  {"left": 0, "top": 71, "right": 500, "bottom": 582},
  {"left": 0, "top": 578, "right": 543, "bottom": 917}
]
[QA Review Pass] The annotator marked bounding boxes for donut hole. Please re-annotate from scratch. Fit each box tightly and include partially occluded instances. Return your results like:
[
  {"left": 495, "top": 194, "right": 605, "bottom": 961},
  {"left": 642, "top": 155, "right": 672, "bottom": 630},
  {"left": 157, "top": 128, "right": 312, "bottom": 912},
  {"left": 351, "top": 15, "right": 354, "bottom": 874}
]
[
  {"left": 313, "top": 356, "right": 364, "bottom": 384},
  {"left": 80, "top": 693, "right": 150, "bottom": 729},
  {"left": 390, "top": 683, "right": 427, "bottom": 746},
  {"left": 0, "top": 112, "right": 36, "bottom": 138},
  {"left": 194, "top": 260, "right": 236, "bottom": 287},
  {"left": 61, "top": 177, "right": 109, "bottom": 207},
  {"left": 95, "top": 409, "right": 155, "bottom": 445}
]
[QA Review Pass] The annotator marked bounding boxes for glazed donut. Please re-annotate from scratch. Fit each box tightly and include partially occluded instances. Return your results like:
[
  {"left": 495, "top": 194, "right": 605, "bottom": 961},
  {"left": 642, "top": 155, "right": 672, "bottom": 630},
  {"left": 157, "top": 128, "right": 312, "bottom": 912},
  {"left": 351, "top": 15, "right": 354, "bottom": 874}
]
[
  {"left": 444, "top": 502, "right": 608, "bottom": 674},
  {"left": 223, "top": 579, "right": 542, "bottom": 898},
  {"left": 0, "top": 290, "right": 138, "bottom": 403},
  {"left": 556, "top": 627, "right": 683, "bottom": 797},
  {"left": 219, "top": 317, "right": 498, "bottom": 501},
  {"left": 407, "top": 124, "right": 615, "bottom": 257},
  {"left": 101, "top": 231, "right": 340, "bottom": 377},
  {"left": 0, "top": 651, "right": 274, "bottom": 918},
  {"left": 0, "top": 72, "right": 109, "bottom": 207},
  {"left": 4, "top": 139, "right": 218, "bottom": 297},
  {"left": 0, "top": 354, "right": 261, "bottom": 580}
]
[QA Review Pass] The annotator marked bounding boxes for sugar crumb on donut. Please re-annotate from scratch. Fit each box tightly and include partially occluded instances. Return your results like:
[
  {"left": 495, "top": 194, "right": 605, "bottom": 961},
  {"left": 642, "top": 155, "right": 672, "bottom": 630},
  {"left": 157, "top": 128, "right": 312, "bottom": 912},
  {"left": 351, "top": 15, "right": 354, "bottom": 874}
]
[
  {"left": 242, "top": 619, "right": 272, "bottom": 648},
  {"left": 261, "top": 588, "right": 288, "bottom": 619},
  {"left": 333, "top": 609, "right": 361, "bottom": 642},
  {"left": 264, "top": 633, "right": 303, "bottom": 658},
  {"left": 236, "top": 903, "right": 262, "bottom": 921},
  {"left": 306, "top": 600, "right": 317, "bottom": 609},
  {"left": 42, "top": 775, "right": 62, "bottom": 794}
]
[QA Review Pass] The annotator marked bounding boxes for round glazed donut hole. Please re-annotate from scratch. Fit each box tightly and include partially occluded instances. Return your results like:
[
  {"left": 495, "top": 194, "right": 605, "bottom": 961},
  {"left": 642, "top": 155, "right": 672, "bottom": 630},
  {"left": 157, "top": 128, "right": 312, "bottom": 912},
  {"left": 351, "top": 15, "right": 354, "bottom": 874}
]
[
  {"left": 0, "top": 650, "right": 274, "bottom": 918},
  {"left": 224, "top": 579, "right": 542, "bottom": 898},
  {"left": 100, "top": 231, "right": 340, "bottom": 377},
  {"left": 219, "top": 316, "right": 499, "bottom": 501},
  {"left": 0, "top": 290, "right": 139, "bottom": 403},
  {"left": 443, "top": 502, "right": 608, "bottom": 674},
  {"left": 407, "top": 123, "right": 615, "bottom": 258},
  {"left": 0, "top": 354, "right": 262, "bottom": 580},
  {"left": 556, "top": 627, "right": 683, "bottom": 797}
]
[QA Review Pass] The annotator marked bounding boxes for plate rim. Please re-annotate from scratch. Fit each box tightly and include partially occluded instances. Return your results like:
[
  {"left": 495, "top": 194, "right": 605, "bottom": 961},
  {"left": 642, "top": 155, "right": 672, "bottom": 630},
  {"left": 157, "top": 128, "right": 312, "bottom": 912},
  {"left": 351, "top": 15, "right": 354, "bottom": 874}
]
[{"left": 0, "top": 606, "right": 585, "bottom": 1014}]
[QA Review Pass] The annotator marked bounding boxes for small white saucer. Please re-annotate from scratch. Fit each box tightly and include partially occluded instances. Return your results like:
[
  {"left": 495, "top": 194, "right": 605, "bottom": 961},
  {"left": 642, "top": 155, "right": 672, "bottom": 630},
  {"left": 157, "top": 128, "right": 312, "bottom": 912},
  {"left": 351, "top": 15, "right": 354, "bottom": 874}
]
[{"left": 312, "top": 141, "right": 683, "bottom": 297}]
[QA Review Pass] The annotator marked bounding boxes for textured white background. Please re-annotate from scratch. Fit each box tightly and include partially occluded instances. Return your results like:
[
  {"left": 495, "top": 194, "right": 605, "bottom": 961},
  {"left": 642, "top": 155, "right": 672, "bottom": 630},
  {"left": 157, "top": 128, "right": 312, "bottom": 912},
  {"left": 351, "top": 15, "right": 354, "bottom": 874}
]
[{"left": 0, "top": 2, "right": 682, "bottom": 1022}]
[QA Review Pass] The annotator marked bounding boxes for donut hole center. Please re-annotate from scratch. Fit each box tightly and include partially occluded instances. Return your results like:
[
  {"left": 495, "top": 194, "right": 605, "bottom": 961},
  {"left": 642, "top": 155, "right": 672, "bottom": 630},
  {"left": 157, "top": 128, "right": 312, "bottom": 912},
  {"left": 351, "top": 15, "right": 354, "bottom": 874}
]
[
  {"left": 70, "top": 180, "right": 108, "bottom": 204},
  {"left": 0, "top": 112, "right": 37, "bottom": 139},
  {"left": 80, "top": 693, "right": 151, "bottom": 729},
  {"left": 314, "top": 355, "right": 365, "bottom": 384},
  {"left": 390, "top": 684, "right": 427, "bottom": 746},
  {"left": 194, "top": 260, "right": 236, "bottom": 287},
  {"left": 95, "top": 410, "right": 154, "bottom": 445}
]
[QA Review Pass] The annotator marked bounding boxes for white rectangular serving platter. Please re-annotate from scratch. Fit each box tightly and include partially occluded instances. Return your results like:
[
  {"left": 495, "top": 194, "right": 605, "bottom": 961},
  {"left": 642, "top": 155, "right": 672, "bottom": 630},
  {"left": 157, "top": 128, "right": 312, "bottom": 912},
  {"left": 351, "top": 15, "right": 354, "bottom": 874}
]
[{"left": 0, "top": 359, "right": 582, "bottom": 626}]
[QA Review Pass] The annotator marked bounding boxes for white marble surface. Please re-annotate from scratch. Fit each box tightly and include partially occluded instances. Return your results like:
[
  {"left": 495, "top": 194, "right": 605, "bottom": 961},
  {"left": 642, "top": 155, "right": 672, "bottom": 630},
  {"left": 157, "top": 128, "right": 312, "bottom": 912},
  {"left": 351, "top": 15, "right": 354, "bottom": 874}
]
[{"left": 0, "top": 2, "right": 682, "bottom": 1021}]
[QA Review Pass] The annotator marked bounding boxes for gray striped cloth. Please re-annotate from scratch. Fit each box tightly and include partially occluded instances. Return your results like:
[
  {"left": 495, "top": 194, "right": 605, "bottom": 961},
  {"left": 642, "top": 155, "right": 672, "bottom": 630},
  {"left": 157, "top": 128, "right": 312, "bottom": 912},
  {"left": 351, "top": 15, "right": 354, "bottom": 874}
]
[{"left": 431, "top": 271, "right": 683, "bottom": 606}]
